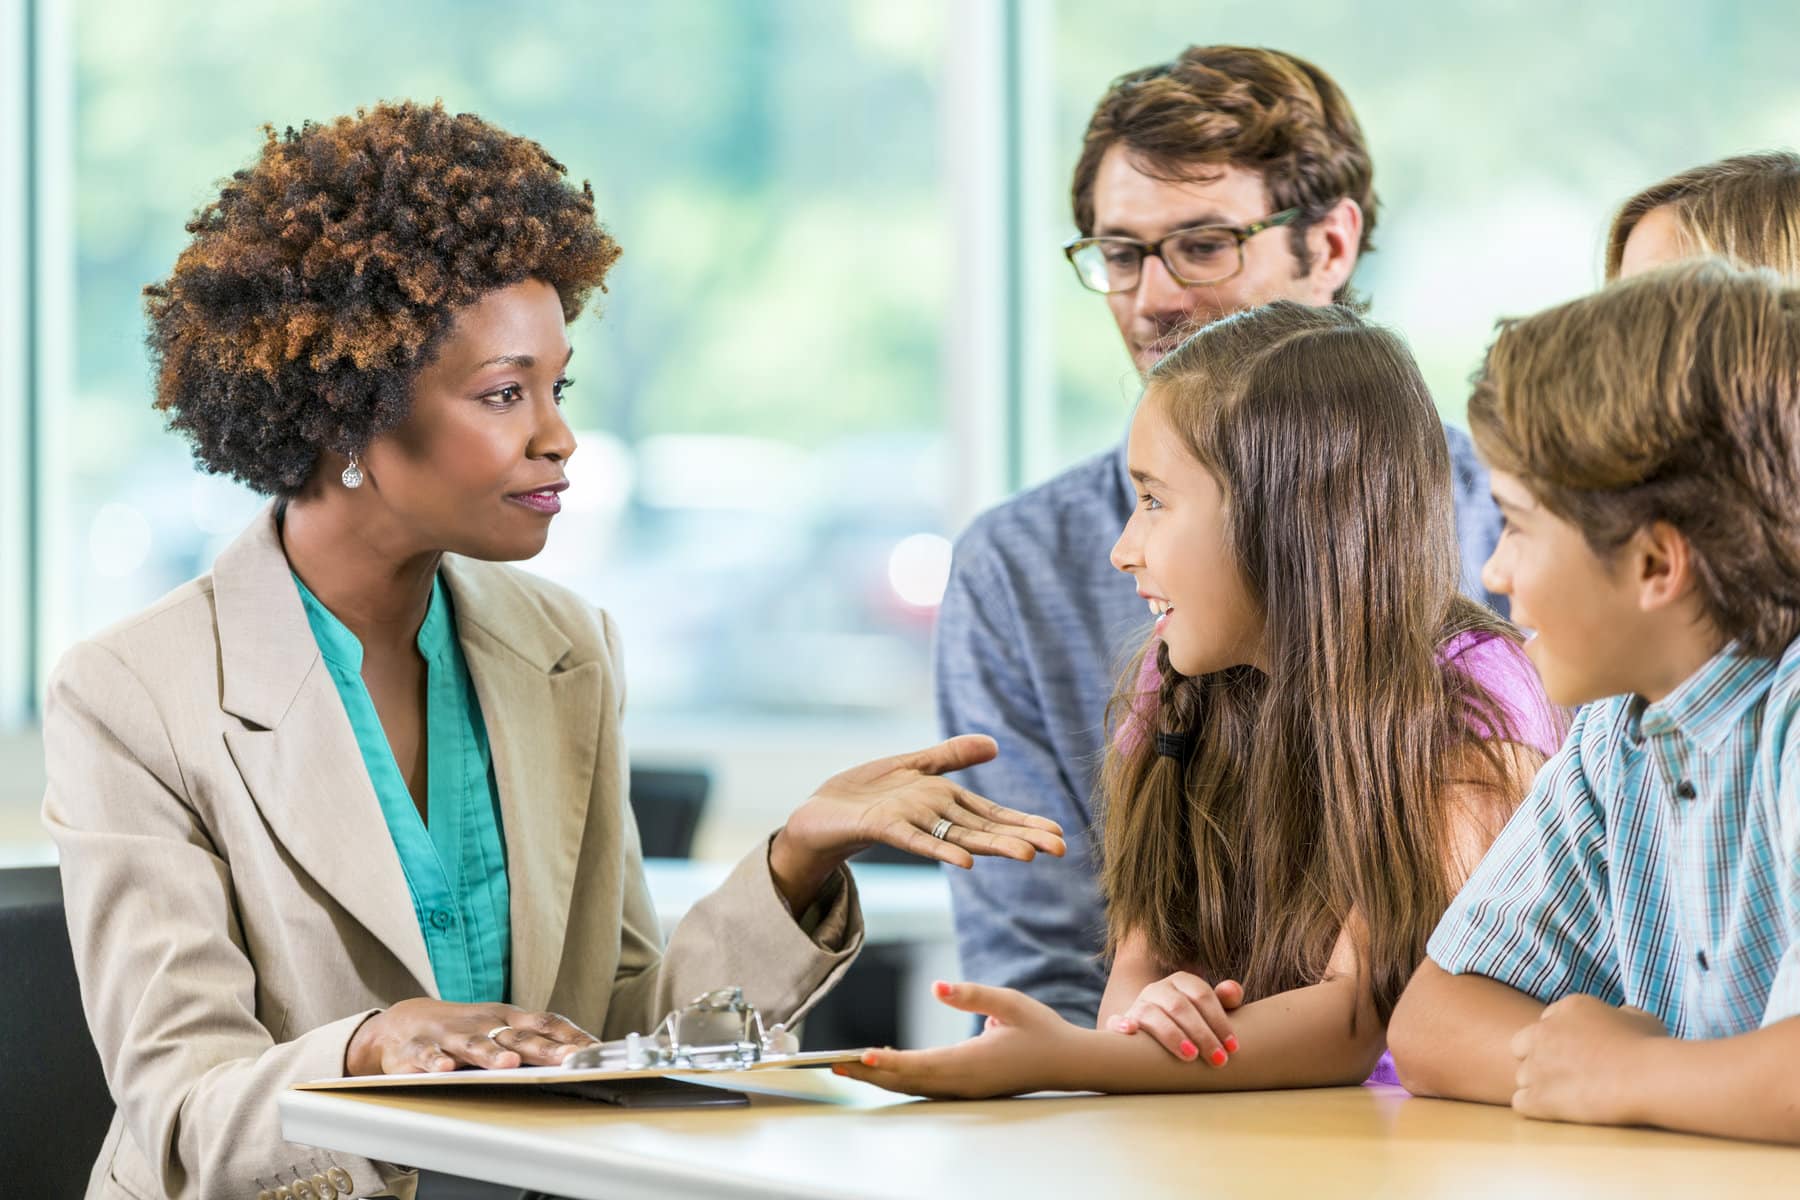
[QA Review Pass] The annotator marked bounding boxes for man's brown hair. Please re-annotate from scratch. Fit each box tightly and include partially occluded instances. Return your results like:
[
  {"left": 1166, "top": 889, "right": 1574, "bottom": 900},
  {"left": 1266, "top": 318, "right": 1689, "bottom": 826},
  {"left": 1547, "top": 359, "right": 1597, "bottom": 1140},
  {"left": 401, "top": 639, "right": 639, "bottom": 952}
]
[
  {"left": 1070, "top": 46, "right": 1377, "bottom": 304},
  {"left": 1470, "top": 259, "right": 1800, "bottom": 656},
  {"left": 1606, "top": 151, "right": 1800, "bottom": 281}
]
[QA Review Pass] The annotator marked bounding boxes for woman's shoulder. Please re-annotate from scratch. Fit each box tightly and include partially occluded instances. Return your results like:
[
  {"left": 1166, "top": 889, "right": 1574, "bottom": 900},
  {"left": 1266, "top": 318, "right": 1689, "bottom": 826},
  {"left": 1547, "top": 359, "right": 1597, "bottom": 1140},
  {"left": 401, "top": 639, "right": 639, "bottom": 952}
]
[{"left": 50, "top": 573, "right": 223, "bottom": 690}]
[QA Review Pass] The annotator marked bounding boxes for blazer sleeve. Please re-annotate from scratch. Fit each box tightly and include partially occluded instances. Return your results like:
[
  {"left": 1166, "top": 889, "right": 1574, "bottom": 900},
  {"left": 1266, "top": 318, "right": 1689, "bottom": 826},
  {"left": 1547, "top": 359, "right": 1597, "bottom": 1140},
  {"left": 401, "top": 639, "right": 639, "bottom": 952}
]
[
  {"left": 42, "top": 641, "right": 415, "bottom": 1200},
  {"left": 591, "top": 612, "right": 864, "bottom": 1038}
]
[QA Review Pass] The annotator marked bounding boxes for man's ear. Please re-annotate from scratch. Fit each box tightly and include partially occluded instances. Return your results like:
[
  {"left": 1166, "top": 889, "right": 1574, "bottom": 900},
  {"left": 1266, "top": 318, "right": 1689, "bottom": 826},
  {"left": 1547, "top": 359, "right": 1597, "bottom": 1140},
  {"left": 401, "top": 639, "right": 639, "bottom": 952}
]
[
  {"left": 1305, "top": 196, "right": 1363, "bottom": 299},
  {"left": 1625, "top": 520, "right": 1699, "bottom": 614}
]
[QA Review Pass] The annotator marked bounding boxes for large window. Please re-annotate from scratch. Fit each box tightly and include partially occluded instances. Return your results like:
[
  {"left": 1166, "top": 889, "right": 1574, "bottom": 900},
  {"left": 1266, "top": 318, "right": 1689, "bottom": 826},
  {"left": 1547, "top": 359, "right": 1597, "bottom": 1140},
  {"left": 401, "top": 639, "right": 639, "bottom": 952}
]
[
  {"left": 45, "top": 0, "right": 961, "bottom": 736},
  {"left": 4, "top": 0, "right": 1797, "bottom": 845}
]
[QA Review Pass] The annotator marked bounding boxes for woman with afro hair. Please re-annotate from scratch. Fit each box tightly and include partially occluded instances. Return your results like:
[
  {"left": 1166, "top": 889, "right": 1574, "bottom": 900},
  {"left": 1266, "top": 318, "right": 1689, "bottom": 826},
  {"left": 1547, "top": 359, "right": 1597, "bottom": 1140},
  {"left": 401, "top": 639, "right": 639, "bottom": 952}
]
[{"left": 41, "top": 101, "right": 1063, "bottom": 1200}]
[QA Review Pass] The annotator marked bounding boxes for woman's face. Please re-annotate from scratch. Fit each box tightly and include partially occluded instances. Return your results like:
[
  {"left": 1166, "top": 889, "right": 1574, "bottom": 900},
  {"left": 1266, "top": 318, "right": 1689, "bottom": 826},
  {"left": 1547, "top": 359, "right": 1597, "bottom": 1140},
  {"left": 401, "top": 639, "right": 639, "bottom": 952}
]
[
  {"left": 1110, "top": 392, "right": 1266, "bottom": 677},
  {"left": 359, "top": 278, "right": 577, "bottom": 562}
]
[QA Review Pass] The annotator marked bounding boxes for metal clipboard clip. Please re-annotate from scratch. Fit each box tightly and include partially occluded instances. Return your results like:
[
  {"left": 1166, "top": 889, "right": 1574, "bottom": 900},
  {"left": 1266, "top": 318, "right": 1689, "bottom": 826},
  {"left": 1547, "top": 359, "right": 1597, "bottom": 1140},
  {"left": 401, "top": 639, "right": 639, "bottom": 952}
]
[{"left": 561, "top": 986, "right": 802, "bottom": 1072}]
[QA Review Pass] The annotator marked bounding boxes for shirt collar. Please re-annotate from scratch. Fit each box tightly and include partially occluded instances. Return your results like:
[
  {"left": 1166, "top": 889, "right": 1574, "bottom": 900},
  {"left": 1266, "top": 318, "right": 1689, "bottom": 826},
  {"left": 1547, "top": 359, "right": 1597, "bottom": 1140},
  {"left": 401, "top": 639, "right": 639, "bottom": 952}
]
[
  {"left": 293, "top": 571, "right": 453, "bottom": 673},
  {"left": 1636, "top": 641, "right": 1777, "bottom": 753}
]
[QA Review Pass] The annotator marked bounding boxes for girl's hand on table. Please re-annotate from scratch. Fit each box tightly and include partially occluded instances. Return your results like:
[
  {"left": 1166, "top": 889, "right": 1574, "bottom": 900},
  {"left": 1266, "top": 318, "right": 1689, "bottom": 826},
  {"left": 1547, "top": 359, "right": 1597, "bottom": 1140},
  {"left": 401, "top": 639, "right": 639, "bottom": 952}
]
[
  {"left": 346, "top": 999, "right": 600, "bottom": 1075},
  {"left": 1109, "top": 972, "right": 1244, "bottom": 1066},
  {"left": 834, "top": 980, "right": 1081, "bottom": 1099},
  {"left": 769, "top": 735, "right": 1066, "bottom": 910}
]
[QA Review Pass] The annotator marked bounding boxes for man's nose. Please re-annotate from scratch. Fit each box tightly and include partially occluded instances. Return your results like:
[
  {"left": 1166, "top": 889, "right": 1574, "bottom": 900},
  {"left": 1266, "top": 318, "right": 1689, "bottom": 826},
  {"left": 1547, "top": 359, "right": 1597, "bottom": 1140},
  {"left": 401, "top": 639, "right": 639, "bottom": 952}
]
[{"left": 1135, "top": 253, "right": 1194, "bottom": 320}]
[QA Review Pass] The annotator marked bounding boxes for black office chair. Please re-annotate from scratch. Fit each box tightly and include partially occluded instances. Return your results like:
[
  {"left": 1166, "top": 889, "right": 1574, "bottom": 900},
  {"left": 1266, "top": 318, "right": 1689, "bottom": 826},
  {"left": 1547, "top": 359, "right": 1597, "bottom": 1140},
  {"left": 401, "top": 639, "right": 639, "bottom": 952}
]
[
  {"left": 627, "top": 765, "right": 710, "bottom": 859},
  {"left": 0, "top": 866, "right": 117, "bottom": 1198}
]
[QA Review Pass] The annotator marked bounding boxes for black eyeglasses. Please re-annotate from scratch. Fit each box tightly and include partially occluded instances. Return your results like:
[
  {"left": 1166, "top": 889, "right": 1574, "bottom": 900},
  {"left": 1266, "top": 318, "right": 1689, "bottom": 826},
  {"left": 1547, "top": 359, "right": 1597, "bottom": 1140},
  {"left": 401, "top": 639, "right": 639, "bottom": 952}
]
[{"left": 1063, "top": 208, "right": 1303, "bottom": 294}]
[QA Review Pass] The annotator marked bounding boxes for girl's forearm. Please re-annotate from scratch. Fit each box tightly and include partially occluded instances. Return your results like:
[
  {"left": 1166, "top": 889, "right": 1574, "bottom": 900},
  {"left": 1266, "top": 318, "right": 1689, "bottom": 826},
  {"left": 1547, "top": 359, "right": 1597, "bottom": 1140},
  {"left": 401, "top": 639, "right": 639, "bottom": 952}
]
[{"left": 1056, "top": 977, "right": 1386, "bottom": 1093}]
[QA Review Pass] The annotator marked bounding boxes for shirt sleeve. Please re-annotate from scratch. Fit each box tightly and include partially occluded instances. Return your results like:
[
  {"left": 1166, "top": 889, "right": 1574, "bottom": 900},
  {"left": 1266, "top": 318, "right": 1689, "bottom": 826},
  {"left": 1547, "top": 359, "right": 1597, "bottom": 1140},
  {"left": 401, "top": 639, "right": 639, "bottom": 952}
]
[
  {"left": 932, "top": 535, "right": 1110, "bottom": 1026},
  {"left": 1760, "top": 708, "right": 1800, "bottom": 1027},
  {"left": 1427, "top": 705, "right": 1628, "bottom": 1006}
]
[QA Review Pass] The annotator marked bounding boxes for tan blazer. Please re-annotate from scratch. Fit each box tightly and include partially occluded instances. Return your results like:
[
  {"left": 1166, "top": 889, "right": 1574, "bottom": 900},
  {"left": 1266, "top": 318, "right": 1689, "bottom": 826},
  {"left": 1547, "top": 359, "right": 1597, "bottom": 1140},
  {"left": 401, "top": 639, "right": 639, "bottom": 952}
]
[{"left": 42, "top": 507, "right": 863, "bottom": 1200}]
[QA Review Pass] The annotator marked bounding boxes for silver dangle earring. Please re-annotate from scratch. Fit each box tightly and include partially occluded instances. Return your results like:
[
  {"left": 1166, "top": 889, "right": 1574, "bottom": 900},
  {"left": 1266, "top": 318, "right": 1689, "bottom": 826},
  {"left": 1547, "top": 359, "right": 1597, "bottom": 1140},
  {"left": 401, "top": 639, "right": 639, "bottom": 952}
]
[{"left": 340, "top": 452, "right": 364, "bottom": 489}]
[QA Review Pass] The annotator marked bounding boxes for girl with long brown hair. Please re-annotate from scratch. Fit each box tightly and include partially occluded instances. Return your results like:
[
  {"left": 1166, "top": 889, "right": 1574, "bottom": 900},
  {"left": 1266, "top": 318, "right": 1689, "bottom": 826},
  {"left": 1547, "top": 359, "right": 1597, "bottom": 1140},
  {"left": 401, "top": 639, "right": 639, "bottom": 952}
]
[{"left": 841, "top": 302, "right": 1559, "bottom": 1098}]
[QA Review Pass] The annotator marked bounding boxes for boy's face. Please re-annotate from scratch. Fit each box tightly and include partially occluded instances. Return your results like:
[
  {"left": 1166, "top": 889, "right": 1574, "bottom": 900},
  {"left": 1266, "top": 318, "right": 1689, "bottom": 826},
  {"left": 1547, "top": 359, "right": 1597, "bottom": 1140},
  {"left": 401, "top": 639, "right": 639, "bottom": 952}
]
[
  {"left": 1089, "top": 147, "right": 1348, "bottom": 375},
  {"left": 1480, "top": 470, "right": 1652, "bottom": 706}
]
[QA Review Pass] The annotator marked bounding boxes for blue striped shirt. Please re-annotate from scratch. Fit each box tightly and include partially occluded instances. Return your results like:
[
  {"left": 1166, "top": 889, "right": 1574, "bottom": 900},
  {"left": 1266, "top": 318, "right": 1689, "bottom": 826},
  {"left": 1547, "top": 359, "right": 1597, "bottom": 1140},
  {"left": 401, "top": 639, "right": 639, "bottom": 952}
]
[{"left": 1428, "top": 639, "right": 1800, "bottom": 1037}]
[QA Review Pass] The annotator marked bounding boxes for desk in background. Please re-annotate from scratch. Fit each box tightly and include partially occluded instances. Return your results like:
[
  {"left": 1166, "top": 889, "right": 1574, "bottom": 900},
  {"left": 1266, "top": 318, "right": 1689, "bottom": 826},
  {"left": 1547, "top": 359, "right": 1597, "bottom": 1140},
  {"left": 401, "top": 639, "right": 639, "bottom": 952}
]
[{"left": 282, "top": 1076, "right": 1800, "bottom": 1200}]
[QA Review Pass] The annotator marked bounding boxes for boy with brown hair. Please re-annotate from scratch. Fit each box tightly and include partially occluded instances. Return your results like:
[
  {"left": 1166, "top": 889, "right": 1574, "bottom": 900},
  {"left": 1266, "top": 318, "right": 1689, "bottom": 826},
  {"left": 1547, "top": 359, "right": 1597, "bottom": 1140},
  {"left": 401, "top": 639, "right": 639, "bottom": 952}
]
[{"left": 1389, "top": 258, "right": 1800, "bottom": 1142}]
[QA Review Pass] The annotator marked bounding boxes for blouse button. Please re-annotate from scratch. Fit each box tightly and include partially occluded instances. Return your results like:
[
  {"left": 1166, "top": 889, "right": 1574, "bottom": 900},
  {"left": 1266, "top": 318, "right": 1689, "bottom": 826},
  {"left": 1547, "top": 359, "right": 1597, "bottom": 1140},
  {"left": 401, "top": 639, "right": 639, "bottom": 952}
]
[
  {"left": 430, "top": 909, "right": 452, "bottom": 930},
  {"left": 1676, "top": 780, "right": 1697, "bottom": 800}
]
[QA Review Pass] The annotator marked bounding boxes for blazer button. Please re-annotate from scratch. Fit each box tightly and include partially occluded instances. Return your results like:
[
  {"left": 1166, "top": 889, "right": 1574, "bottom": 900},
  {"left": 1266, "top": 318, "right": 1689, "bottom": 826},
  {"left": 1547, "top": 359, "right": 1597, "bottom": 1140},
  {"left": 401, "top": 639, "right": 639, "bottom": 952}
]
[
  {"left": 291, "top": 1179, "right": 319, "bottom": 1200},
  {"left": 273, "top": 1187, "right": 293, "bottom": 1200},
  {"left": 258, "top": 1191, "right": 276, "bottom": 1200},
  {"left": 327, "top": 1167, "right": 355, "bottom": 1195},
  {"left": 310, "top": 1173, "right": 336, "bottom": 1198}
]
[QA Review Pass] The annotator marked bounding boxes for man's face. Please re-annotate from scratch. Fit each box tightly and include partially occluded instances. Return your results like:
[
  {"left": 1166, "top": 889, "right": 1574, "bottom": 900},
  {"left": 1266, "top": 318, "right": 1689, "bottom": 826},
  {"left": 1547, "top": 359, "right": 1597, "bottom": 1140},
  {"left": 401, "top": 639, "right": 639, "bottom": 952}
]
[{"left": 1090, "top": 145, "right": 1341, "bottom": 374}]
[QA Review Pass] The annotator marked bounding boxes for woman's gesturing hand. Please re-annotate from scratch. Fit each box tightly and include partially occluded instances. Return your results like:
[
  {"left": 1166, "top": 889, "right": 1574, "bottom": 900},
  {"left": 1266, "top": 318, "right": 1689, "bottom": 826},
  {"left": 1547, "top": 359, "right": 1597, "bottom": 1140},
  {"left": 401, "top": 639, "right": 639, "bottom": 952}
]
[
  {"left": 769, "top": 735, "right": 1066, "bottom": 910},
  {"left": 345, "top": 999, "right": 601, "bottom": 1076},
  {"left": 1108, "top": 972, "right": 1244, "bottom": 1066}
]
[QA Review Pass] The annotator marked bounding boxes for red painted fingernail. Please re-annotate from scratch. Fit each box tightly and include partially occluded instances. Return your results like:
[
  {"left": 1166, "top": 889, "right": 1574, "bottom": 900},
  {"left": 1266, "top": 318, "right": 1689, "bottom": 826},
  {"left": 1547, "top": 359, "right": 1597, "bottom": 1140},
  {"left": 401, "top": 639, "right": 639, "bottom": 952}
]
[
  {"left": 862, "top": 1051, "right": 880, "bottom": 1066},
  {"left": 1178, "top": 1039, "right": 1197, "bottom": 1059},
  {"left": 932, "top": 981, "right": 954, "bottom": 999},
  {"left": 1224, "top": 1036, "right": 1239, "bottom": 1054},
  {"left": 1210, "top": 1048, "right": 1228, "bottom": 1067},
  {"left": 831, "top": 1064, "right": 847, "bottom": 1076}
]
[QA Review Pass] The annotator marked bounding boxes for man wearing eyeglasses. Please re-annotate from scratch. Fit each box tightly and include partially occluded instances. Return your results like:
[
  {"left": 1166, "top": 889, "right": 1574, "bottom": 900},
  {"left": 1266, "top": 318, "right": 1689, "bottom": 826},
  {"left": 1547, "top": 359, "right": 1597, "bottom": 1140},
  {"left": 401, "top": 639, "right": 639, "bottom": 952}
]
[{"left": 935, "top": 45, "right": 1504, "bottom": 1026}]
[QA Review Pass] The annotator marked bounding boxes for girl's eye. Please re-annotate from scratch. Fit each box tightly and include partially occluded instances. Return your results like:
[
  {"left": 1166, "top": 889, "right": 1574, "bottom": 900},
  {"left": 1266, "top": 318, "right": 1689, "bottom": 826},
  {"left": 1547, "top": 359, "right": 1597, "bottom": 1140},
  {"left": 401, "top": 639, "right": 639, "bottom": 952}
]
[{"left": 1140, "top": 493, "right": 1162, "bottom": 511}]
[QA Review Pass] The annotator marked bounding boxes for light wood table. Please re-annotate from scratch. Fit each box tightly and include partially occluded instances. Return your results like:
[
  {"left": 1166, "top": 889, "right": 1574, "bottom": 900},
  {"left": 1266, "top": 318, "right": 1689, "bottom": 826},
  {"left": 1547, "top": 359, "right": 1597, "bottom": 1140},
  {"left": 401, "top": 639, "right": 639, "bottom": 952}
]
[{"left": 280, "top": 1072, "right": 1800, "bottom": 1199}]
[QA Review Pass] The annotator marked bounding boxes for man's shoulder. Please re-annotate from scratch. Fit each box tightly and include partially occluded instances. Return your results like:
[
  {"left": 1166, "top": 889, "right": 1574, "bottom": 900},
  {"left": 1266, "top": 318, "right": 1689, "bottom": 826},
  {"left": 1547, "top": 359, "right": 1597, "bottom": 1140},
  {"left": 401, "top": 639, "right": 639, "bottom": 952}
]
[{"left": 954, "top": 446, "right": 1129, "bottom": 566}]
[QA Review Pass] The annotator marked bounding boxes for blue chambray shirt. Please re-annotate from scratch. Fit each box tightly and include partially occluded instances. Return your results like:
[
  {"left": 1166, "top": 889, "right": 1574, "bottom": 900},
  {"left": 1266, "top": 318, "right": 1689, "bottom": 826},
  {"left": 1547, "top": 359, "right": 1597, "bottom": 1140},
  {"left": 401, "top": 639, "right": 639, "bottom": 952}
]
[
  {"left": 935, "top": 427, "right": 1504, "bottom": 1025},
  {"left": 295, "top": 571, "right": 512, "bottom": 1004},
  {"left": 1429, "top": 640, "right": 1800, "bottom": 1037}
]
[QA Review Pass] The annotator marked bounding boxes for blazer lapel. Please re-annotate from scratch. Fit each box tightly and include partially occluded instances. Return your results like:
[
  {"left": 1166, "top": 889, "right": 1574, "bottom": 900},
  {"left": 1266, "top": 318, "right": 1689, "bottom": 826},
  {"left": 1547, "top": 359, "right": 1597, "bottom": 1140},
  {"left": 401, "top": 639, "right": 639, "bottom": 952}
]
[
  {"left": 213, "top": 506, "right": 437, "bottom": 997},
  {"left": 443, "top": 557, "right": 598, "bottom": 1012}
]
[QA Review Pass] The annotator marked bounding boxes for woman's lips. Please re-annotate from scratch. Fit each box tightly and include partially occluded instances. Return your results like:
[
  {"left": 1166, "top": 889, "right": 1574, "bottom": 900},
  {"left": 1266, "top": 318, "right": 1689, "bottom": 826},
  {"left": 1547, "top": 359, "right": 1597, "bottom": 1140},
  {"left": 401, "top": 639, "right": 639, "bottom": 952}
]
[{"left": 506, "top": 488, "right": 564, "bottom": 515}]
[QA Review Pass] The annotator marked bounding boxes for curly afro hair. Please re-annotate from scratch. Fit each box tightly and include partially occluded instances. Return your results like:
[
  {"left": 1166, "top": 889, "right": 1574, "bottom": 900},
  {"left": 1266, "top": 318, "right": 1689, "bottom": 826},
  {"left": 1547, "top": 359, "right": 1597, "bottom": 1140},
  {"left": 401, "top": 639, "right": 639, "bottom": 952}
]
[{"left": 144, "top": 100, "right": 620, "bottom": 496}]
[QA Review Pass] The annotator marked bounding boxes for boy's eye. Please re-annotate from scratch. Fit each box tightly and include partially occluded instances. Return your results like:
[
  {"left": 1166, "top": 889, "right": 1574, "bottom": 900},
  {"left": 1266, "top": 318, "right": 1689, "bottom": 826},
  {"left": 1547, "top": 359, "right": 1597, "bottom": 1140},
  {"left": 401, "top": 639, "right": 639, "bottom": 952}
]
[{"left": 1140, "top": 493, "right": 1163, "bottom": 511}]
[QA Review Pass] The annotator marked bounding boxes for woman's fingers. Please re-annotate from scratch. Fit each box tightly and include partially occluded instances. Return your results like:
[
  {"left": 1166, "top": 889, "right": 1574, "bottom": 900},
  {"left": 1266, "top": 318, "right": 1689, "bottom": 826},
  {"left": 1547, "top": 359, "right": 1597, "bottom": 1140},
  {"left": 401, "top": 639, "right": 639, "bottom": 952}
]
[
  {"left": 514, "top": 1009, "right": 601, "bottom": 1050},
  {"left": 893, "top": 735, "right": 1000, "bottom": 777},
  {"left": 942, "top": 825, "right": 1041, "bottom": 862},
  {"left": 956, "top": 789, "right": 1065, "bottom": 836},
  {"left": 885, "top": 817, "right": 977, "bottom": 868},
  {"left": 495, "top": 1027, "right": 574, "bottom": 1065}
]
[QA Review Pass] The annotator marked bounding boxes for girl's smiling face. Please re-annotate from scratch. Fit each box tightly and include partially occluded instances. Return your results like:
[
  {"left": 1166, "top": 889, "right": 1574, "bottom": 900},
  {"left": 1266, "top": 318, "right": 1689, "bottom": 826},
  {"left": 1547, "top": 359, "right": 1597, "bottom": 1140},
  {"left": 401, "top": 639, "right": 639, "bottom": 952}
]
[{"left": 1110, "top": 390, "right": 1267, "bottom": 677}]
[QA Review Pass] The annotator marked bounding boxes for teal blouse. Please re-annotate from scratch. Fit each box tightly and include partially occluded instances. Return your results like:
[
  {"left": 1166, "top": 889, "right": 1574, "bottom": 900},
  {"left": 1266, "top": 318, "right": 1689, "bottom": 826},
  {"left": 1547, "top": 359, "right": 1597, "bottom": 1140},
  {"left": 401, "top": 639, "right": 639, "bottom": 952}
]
[{"left": 294, "top": 571, "right": 512, "bottom": 1003}]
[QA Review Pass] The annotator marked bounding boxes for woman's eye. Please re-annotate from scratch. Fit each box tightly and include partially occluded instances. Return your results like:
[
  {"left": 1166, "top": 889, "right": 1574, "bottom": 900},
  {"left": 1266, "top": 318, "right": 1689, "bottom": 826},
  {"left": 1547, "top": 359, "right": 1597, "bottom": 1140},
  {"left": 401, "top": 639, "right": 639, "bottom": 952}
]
[
  {"left": 1140, "top": 493, "right": 1162, "bottom": 511},
  {"left": 485, "top": 384, "right": 523, "bottom": 406},
  {"left": 553, "top": 376, "right": 575, "bottom": 404}
]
